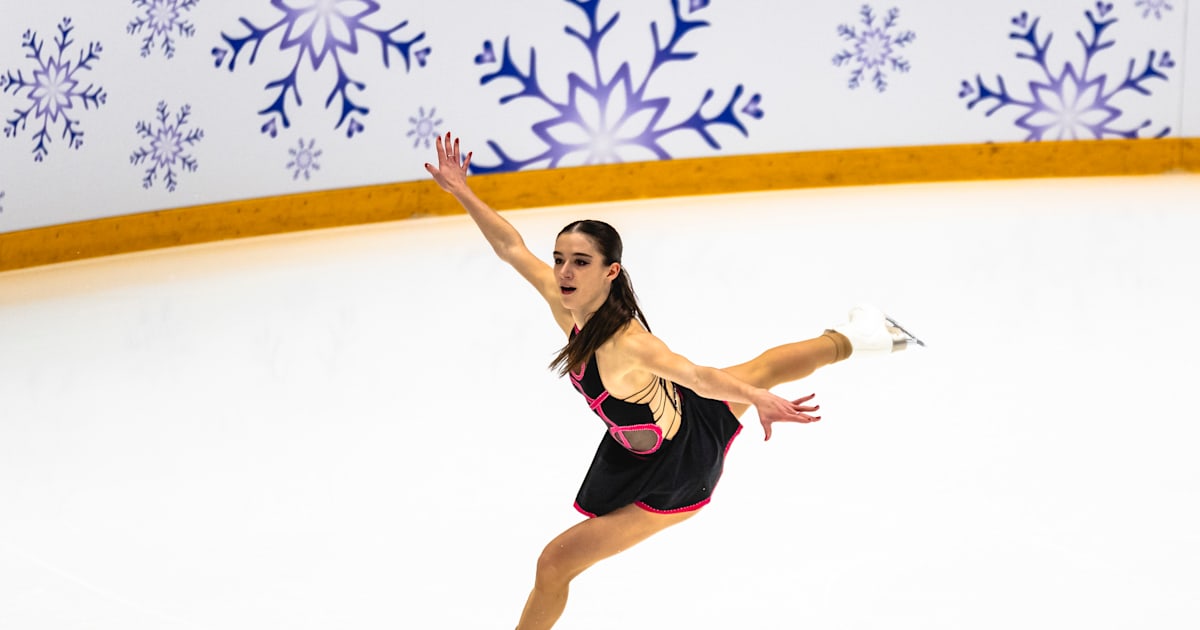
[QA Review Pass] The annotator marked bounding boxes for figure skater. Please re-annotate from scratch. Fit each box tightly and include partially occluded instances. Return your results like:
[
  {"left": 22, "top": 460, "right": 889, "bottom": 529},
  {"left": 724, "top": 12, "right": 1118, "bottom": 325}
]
[{"left": 424, "top": 133, "right": 921, "bottom": 630}]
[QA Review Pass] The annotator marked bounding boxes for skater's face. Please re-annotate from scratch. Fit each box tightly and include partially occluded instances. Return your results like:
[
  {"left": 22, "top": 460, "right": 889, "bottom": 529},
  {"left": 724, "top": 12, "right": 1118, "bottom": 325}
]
[{"left": 553, "top": 232, "right": 620, "bottom": 313}]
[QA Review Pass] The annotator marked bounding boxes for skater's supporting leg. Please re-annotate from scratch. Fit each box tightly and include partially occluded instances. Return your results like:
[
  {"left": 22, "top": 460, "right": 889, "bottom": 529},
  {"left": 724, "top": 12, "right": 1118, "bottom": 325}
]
[
  {"left": 516, "top": 505, "right": 697, "bottom": 630},
  {"left": 721, "top": 333, "right": 848, "bottom": 419}
]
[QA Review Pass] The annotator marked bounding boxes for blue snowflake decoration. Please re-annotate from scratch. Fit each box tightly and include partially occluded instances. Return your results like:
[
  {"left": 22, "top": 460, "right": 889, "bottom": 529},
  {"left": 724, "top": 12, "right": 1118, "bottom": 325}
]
[
  {"left": 471, "top": 0, "right": 763, "bottom": 173},
  {"left": 130, "top": 101, "right": 204, "bottom": 191},
  {"left": 212, "top": 0, "right": 430, "bottom": 139},
  {"left": 959, "top": 3, "right": 1173, "bottom": 140},
  {"left": 833, "top": 5, "right": 915, "bottom": 92},
  {"left": 1134, "top": 0, "right": 1173, "bottom": 19},
  {"left": 287, "top": 137, "right": 322, "bottom": 180},
  {"left": 128, "top": 0, "right": 199, "bottom": 58},
  {"left": 1, "top": 18, "right": 107, "bottom": 162},
  {"left": 407, "top": 106, "right": 442, "bottom": 148}
]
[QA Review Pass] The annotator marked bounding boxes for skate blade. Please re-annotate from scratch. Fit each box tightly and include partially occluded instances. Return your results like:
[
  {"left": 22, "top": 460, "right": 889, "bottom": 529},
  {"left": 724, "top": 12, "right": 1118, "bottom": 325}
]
[{"left": 885, "top": 316, "right": 926, "bottom": 348}]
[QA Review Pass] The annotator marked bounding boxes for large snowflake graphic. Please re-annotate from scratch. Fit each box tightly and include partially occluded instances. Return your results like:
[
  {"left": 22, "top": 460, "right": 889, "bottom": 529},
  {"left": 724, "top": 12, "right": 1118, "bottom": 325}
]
[
  {"left": 959, "top": 3, "right": 1173, "bottom": 140},
  {"left": 212, "top": 0, "right": 430, "bottom": 139},
  {"left": 128, "top": 0, "right": 199, "bottom": 59},
  {"left": 833, "top": 5, "right": 915, "bottom": 92},
  {"left": 130, "top": 101, "right": 204, "bottom": 192},
  {"left": 287, "top": 137, "right": 322, "bottom": 180},
  {"left": 471, "top": 0, "right": 763, "bottom": 173},
  {"left": 1134, "top": 0, "right": 1173, "bottom": 19},
  {"left": 1, "top": 17, "right": 107, "bottom": 162}
]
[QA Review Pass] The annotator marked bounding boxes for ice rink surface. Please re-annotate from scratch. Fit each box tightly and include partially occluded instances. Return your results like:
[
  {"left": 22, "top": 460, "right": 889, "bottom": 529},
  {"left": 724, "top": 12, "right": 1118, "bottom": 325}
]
[{"left": 2, "top": 175, "right": 1198, "bottom": 629}]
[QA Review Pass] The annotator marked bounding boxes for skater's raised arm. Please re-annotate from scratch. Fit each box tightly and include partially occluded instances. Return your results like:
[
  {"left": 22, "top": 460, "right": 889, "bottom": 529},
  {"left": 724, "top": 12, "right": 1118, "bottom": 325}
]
[
  {"left": 425, "top": 133, "right": 572, "bottom": 332},
  {"left": 424, "top": 133, "right": 517, "bottom": 259}
]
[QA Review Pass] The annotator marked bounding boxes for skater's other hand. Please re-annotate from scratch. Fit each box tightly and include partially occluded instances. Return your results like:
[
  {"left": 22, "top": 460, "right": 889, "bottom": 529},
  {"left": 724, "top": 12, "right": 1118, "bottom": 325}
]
[{"left": 755, "top": 392, "right": 820, "bottom": 441}]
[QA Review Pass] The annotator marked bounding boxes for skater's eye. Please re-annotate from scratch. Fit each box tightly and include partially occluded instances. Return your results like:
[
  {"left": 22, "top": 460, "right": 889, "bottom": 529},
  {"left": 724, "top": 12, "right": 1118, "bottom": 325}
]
[
  {"left": 553, "top": 256, "right": 564, "bottom": 265},
  {"left": 574, "top": 259, "right": 589, "bottom": 267}
]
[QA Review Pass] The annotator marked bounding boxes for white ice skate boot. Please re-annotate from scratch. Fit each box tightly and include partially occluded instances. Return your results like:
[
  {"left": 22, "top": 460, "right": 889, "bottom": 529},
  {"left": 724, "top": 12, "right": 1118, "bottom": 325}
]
[{"left": 832, "top": 304, "right": 925, "bottom": 358}]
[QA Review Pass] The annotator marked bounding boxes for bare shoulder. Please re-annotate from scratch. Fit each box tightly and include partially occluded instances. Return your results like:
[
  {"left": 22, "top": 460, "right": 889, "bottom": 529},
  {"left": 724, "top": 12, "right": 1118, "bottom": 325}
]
[
  {"left": 608, "top": 320, "right": 659, "bottom": 353},
  {"left": 597, "top": 323, "right": 658, "bottom": 395},
  {"left": 607, "top": 321, "right": 678, "bottom": 373},
  {"left": 606, "top": 320, "right": 703, "bottom": 394}
]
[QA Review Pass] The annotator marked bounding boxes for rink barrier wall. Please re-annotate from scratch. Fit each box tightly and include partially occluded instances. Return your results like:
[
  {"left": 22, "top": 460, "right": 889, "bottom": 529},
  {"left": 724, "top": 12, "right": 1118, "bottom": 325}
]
[{"left": 1, "top": 138, "right": 1195, "bottom": 273}]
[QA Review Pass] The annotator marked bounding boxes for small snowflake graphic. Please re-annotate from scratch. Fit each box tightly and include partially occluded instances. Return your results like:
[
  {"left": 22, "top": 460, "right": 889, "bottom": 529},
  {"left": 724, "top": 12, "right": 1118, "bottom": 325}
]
[
  {"left": 287, "top": 137, "right": 322, "bottom": 180},
  {"left": 1, "top": 17, "right": 107, "bottom": 162},
  {"left": 471, "top": 0, "right": 763, "bottom": 173},
  {"left": 131, "top": 101, "right": 204, "bottom": 192},
  {"left": 1134, "top": 0, "right": 1173, "bottom": 19},
  {"left": 959, "top": 2, "right": 1173, "bottom": 140},
  {"left": 407, "top": 106, "right": 442, "bottom": 149},
  {"left": 0, "top": 190, "right": 6, "bottom": 214},
  {"left": 128, "top": 0, "right": 198, "bottom": 59},
  {"left": 212, "top": 0, "right": 431, "bottom": 139},
  {"left": 833, "top": 5, "right": 915, "bottom": 92}
]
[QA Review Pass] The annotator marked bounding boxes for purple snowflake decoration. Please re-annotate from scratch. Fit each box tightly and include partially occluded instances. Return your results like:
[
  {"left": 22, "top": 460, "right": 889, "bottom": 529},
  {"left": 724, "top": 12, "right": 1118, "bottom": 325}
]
[
  {"left": 211, "top": 0, "right": 430, "bottom": 139},
  {"left": 471, "top": 0, "right": 763, "bottom": 173},
  {"left": 131, "top": 101, "right": 204, "bottom": 192},
  {"left": 407, "top": 106, "right": 442, "bottom": 149},
  {"left": 959, "top": 3, "right": 1173, "bottom": 140},
  {"left": 287, "top": 137, "right": 322, "bottom": 180},
  {"left": 128, "top": 0, "right": 199, "bottom": 59},
  {"left": 1, "top": 18, "right": 107, "bottom": 162},
  {"left": 1134, "top": 0, "right": 1173, "bottom": 19},
  {"left": 833, "top": 5, "right": 915, "bottom": 92}
]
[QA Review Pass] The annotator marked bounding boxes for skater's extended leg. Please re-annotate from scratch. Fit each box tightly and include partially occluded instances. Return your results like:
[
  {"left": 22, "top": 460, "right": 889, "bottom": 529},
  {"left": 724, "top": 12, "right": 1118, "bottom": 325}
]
[
  {"left": 721, "top": 332, "right": 847, "bottom": 419},
  {"left": 516, "top": 505, "right": 697, "bottom": 630},
  {"left": 720, "top": 305, "right": 924, "bottom": 419}
]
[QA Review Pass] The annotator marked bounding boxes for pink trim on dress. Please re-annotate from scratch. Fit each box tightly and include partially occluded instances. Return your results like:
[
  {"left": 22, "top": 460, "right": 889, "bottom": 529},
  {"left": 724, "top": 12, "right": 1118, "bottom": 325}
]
[
  {"left": 570, "top": 364, "right": 618, "bottom": 428},
  {"left": 634, "top": 497, "right": 712, "bottom": 515},
  {"left": 570, "top": 358, "right": 666, "bottom": 455}
]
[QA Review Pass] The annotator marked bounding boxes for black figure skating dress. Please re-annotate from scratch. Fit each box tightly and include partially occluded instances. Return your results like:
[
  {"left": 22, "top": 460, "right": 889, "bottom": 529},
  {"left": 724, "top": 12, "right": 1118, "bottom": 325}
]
[{"left": 568, "top": 329, "right": 743, "bottom": 518}]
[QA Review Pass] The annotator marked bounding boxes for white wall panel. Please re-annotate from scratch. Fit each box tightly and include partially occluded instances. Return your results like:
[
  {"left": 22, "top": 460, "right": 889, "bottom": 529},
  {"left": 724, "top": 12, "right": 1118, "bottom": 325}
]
[
  {"left": 1185, "top": 0, "right": 1200, "bottom": 137},
  {"left": 0, "top": 0, "right": 1193, "bottom": 234}
]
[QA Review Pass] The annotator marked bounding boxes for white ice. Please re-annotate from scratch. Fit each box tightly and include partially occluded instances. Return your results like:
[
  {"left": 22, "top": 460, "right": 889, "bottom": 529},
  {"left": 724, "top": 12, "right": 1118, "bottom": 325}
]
[{"left": 2, "top": 175, "right": 1198, "bottom": 629}]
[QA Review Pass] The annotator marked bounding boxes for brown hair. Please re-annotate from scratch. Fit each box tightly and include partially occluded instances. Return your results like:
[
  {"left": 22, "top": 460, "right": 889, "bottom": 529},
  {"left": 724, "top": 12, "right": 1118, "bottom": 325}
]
[{"left": 549, "top": 220, "right": 650, "bottom": 376}]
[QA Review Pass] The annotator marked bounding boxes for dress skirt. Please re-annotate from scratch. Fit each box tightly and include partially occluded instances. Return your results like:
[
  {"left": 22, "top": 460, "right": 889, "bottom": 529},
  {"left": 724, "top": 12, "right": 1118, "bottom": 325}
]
[{"left": 573, "top": 386, "right": 743, "bottom": 518}]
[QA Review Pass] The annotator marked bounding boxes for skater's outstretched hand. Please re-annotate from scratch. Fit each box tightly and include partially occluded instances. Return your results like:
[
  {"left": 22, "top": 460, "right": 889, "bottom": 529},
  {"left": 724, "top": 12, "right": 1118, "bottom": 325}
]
[
  {"left": 424, "top": 132, "right": 473, "bottom": 195},
  {"left": 754, "top": 392, "right": 820, "bottom": 441}
]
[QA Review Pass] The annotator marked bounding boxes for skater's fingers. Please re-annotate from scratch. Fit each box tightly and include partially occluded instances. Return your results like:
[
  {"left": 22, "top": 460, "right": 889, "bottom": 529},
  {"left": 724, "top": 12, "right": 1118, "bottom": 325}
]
[{"left": 792, "top": 393, "right": 817, "bottom": 404}]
